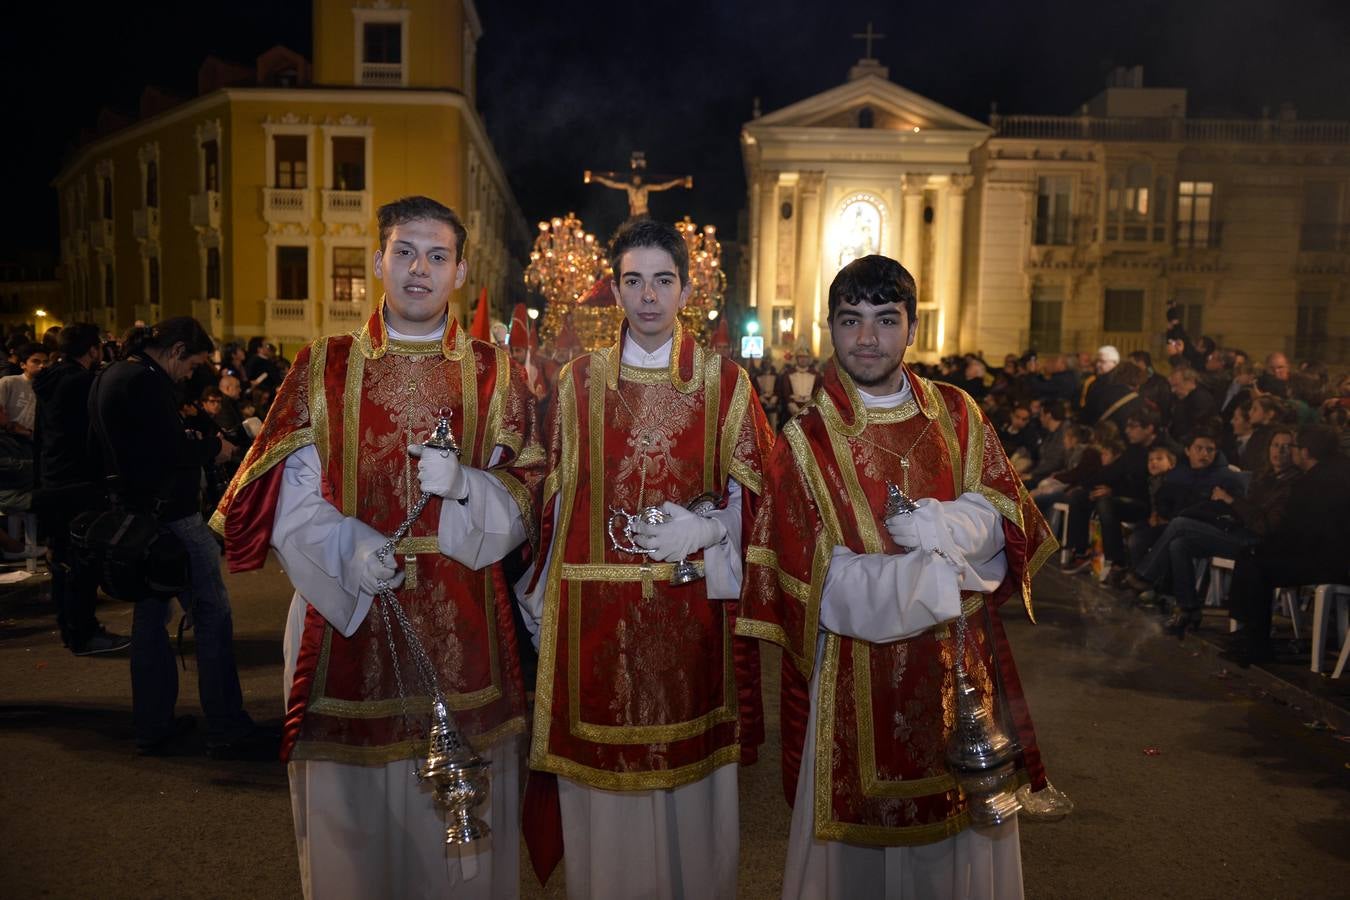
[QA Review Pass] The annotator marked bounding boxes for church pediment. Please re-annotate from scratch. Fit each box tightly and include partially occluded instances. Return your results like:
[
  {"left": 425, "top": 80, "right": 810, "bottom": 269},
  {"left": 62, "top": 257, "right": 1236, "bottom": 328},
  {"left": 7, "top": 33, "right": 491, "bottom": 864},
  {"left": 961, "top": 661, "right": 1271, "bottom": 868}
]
[{"left": 749, "top": 74, "right": 990, "bottom": 135}]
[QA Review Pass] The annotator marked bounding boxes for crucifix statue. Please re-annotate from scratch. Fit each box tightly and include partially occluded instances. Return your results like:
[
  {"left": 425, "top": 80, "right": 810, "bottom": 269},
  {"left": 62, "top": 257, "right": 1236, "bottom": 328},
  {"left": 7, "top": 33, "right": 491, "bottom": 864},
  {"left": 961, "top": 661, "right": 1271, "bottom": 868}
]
[
  {"left": 852, "top": 22, "right": 886, "bottom": 59},
  {"left": 584, "top": 151, "right": 692, "bottom": 217}
]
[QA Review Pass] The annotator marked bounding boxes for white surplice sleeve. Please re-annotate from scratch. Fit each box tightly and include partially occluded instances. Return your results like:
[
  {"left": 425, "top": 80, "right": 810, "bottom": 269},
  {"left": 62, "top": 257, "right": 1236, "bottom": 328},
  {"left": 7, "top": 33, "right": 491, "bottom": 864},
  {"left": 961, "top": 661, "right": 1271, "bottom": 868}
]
[
  {"left": 271, "top": 444, "right": 386, "bottom": 637},
  {"left": 819, "top": 493, "right": 1008, "bottom": 644},
  {"left": 434, "top": 445, "right": 528, "bottom": 570},
  {"left": 700, "top": 478, "right": 743, "bottom": 600}
]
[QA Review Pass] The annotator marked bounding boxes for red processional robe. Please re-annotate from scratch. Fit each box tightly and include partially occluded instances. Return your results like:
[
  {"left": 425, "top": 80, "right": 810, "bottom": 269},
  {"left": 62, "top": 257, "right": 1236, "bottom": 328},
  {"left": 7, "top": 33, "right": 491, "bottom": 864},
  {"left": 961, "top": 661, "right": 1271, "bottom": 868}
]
[
  {"left": 528, "top": 322, "right": 774, "bottom": 791},
  {"left": 737, "top": 361, "right": 1057, "bottom": 846},
  {"left": 211, "top": 307, "right": 544, "bottom": 764}
]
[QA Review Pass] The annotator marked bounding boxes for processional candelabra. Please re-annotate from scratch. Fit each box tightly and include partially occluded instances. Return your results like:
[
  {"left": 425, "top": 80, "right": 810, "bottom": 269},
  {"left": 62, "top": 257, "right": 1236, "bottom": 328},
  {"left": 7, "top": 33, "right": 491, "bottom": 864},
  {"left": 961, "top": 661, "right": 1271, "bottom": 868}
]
[
  {"left": 524, "top": 213, "right": 606, "bottom": 349},
  {"left": 675, "top": 217, "right": 726, "bottom": 342}
]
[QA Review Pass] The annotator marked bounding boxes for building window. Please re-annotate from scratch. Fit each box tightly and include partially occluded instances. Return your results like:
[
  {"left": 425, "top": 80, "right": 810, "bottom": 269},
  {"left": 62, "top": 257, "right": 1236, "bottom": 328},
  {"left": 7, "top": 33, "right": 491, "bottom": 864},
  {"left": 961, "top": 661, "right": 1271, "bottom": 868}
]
[
  {"left": 363, "top": 23, "right": 402, "bottom": 63},
  {"left": 277, "top": 246, "right": 308, "bottom": 300},
  {"left": 1107, "top": 164, "right": 1152, "bottom": 241},
  {"left": 1034, "top": 176, "right": 1072, "bottom": 245},
  {"left": 332, "top": 137, "right": 366, "bottom": 191},
  {"left": 103, "top": 263, "right": 115, "bottom": 308},
  {"left": 1300, "top": 181, "right": 1342, "bottom": 251},
  {"left": 148, "top": 257, "right": 160, "bottom": 305},
  {"left": 146, "top": 161, "right": 159, "bottom": 209},
  {"left": 1176, "top": 182, "right": 1214, "bottom": 248},
  {"left": 332, "top": 247, "right": 366, "bottom": 303},
  {"left": 1295, "top": 290, "right": 1331, "bottom": 360},
  {"left": 1103, "top": 289, "right": 1145, "bottom": 333},
  {"left": 274, "top": 136, "right": 308, "bottom": 189},
  {"left": 101, "top": 176, "right": 114, "bottom": 221},
  {"left": 203, "top": 140, "right": 219, "bottom": 192},
  {"left": 1029, "top": 286, "right": 1064, "bottom": 352},
  {"left": 1173, "top": 288, "right": 1204, "bottom": 338},
  {"left": 205, "top": 247, "right": 222, "bottom": 299},
  {"left": 857, "top": 106, "right": 875, "bottom": 129},
  {"left": 915, "top": 308, "right": 938, "bottom": 353}
]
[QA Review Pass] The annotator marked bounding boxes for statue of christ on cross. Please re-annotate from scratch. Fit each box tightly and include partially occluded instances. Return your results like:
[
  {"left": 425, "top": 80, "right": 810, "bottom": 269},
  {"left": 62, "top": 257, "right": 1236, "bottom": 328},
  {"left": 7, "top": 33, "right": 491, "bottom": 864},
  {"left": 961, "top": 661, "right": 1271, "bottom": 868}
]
[{"left": 584, "top": 151, "right": 692, "bottom": 217}]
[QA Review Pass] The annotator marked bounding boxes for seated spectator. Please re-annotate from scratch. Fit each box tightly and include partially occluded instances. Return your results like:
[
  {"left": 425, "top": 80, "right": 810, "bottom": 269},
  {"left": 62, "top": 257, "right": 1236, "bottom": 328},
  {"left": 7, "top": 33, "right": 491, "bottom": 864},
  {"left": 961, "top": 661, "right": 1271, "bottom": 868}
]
[
  {"left": 1128, "top": 428, "right": 1298, "bottom": 634},
  {"left": 1080, "top": 345, "right": 1121, "bottom": 421},
  {"left": 1168, "top": 367, "right": 1220, "bottom": 443},
  {"left": 1060, "top": 431, "right": 1144, "bottom": 579},
  {"left": 1219, "top": 362, "right": 1257, "bottom": 417},
  {"left": 1023, "top": 399, "right": 1071, "bottom": 488},
  {"left": 999, "top": 405, "right": 1037, "bottom": 473},
  {"left": 1224, "top": 396, "right": 1271, "bottom": 472},
  {"left": 1030, "top": 353, "right": 1079, "bottom": 405},
  {"left": 1125, "top": 428, "right": 1245, "bottom": 574},
  {"left": 1031, "top": 424, "right": 1092, "bottom": 502},
  {"left": 1130, "top": 350, "right": 1173, "bottom": 423},
  {"left": 1224, "top": 423, "right": 1350, "bottom": 666}
]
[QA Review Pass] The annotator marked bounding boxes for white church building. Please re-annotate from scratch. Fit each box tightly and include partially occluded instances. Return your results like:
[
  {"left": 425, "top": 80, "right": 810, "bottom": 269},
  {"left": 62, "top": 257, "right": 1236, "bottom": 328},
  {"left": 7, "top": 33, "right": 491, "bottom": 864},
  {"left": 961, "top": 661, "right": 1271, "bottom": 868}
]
[{"left": 742, "top": 60, "right": 1350, "bottom": 365}]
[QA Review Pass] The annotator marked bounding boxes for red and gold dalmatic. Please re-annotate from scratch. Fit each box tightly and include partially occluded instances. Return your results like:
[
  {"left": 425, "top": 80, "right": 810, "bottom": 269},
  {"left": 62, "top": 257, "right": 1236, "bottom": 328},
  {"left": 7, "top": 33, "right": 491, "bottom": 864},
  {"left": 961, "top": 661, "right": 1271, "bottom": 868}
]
[
  {"left": 211, "top": 307, "right": 544, "bottom": 764},
  {"left": 529, "top": 323, "right": 774, "bottom": 790},
  {"left": 737, "top": 361, "right": 1057, "bottom": 846}
]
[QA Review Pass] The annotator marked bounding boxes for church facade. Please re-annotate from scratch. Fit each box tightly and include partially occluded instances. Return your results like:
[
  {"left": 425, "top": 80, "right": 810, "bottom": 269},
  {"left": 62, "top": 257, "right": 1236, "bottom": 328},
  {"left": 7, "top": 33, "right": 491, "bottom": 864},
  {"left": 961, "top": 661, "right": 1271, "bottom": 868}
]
[{"left": 743, "top": 62, "right": 1350, "bottom": 365}]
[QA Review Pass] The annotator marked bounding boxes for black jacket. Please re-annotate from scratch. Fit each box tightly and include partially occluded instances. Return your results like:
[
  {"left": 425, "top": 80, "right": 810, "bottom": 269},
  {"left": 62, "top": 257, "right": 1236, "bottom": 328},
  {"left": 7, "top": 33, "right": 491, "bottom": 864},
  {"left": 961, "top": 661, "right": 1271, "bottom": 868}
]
[
  {"left": 89, "top": 355, "right": 214, "bottom": 521},
  {"left": 32, "top": 359, "right": 98, "bottom": 489},
  {"left": 1263, "top": 457, "right": 1350, "bottom": 567}
]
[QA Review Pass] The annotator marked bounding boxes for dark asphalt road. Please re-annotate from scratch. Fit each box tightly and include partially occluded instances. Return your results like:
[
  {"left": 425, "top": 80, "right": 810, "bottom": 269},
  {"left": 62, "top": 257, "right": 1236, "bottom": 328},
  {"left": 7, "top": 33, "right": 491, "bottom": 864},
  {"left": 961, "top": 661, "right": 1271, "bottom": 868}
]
[{"left": 1, "top": 561, "right": 1347, "bottom": 899}]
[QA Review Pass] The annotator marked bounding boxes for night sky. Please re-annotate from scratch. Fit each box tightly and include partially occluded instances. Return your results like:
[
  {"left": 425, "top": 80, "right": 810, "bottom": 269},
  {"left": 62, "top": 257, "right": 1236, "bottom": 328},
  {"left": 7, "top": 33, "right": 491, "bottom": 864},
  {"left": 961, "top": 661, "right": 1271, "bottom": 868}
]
[{"left": 4, "top": 0, "right": 1349, "bottom": 272}]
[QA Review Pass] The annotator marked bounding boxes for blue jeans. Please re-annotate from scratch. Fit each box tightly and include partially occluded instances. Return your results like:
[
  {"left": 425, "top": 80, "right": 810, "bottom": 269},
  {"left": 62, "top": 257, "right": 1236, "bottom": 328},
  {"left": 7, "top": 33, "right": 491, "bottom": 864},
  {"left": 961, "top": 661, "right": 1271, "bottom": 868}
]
[
  {"left": 131, "top": 514, "right": 253, "bottom": 746},
  {"left": 1135, "top": 516, "right": 1256, "bottom": 611}
]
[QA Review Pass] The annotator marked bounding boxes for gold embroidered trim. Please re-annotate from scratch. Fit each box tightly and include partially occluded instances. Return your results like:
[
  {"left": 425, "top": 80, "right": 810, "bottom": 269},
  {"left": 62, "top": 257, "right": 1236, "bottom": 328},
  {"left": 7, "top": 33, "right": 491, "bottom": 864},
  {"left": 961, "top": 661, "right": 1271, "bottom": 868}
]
[
  {"left": 459, "top": 342, "right": 480, "bottom": 466},
  {"left": 929, "top": 381, "right": 964, "bottom": 497},
  {"left": 309, "top": 337, "right": 329, "bottom": 472},
  {"left": 814, "top": 811, "right": 971, "bottom": 847},
  {"left": 340, "top": 341, "right": 366, "bottom": 516},
  {"left": 385, "top": 338, "right": 452, "bottom": 357},
  {"left": 291, "top": 717, "right": 525, "bottom": 765},
  {"left": 588, "top": 354, "right": 607, "bottom": 563},
  {"left": 514, "top": 442, "right": 546, "bottom": 468},
  {"left": 531, "top": 744, "right": 741, "bottom": 793},
  {"left": 728, "top": 459, "right": 764, "bottom": 499},
  {"left": 821, "top": 364, "right": 869, "bottom": 437},
  {"left": 482, "top": 347, "right": 510, "bottom": 461},
  {"left": 826, "top": 420, "right": 884, "bottom": 555},
  {"left": 228, "top": 428, "right": 315, "bottom": 497},
  {"left": 618, "top": 364, "right": 672, "bottom": 384},
  {"left": 670, "top": 320, "right": 703, "bottom": 395},
  {"left": 865, "top": 400, "right": 920, "bottom": 424},
  {"left": 734, "top": 616, "right": 791, "bottom": 650},
  {"left": 393, "top": 536, "right": 439, "bottom": 556},
  {"left": 559, "top": 561, "right": 708, "bottom": 581},
  {"left": 719, "top": 367, "right": 750, "bottom": 494},
  {"left": 491, "top": 469, "right": 536, "bottom": 544},
  {"left": 703, "top": 352, "right": 721, "bottom": 495}
]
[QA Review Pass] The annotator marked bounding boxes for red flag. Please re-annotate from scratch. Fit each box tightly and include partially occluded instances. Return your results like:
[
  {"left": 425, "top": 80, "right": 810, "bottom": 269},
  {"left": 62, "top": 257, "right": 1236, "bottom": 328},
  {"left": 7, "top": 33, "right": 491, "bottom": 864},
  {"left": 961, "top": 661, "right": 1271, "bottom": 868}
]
[{"left": 469, "top": 287, "right": 491, "bottom": 341}]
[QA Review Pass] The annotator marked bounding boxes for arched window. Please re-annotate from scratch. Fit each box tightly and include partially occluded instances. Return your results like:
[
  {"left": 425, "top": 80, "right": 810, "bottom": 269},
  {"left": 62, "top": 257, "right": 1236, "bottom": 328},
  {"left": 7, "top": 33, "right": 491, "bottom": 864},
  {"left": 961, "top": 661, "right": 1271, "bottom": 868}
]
[
  {"left": 834, "top": 195, "right": 885, "bottom": 270},
  {"left": 857, "top": 106, "right": 875, "bottom": 129}
]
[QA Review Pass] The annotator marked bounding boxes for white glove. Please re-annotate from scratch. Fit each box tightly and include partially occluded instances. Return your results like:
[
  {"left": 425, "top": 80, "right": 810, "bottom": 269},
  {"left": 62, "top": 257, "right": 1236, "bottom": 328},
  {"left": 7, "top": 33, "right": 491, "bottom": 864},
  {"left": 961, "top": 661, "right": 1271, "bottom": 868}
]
[
  {"left": 408, "top": 443, "right": 466, "bottom": 500},
  {"left": 630, "top": 501, "right": 727, "bottom": 563},
  {"left": 885, "top": 508, "right": 922, "bottom": 549},
  {"left": 359, "top": 549, "right": 404, "bottom": 595},
  {"left": 885, "top": 498, "right": 945, "bottom": 552}
]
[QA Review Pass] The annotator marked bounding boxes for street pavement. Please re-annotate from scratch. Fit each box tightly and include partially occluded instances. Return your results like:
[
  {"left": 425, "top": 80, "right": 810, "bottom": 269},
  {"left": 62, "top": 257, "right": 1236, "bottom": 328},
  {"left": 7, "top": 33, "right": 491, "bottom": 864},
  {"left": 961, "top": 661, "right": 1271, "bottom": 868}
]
[{"left": 1, "top": 559, "right": 1347, "bottom": 899}]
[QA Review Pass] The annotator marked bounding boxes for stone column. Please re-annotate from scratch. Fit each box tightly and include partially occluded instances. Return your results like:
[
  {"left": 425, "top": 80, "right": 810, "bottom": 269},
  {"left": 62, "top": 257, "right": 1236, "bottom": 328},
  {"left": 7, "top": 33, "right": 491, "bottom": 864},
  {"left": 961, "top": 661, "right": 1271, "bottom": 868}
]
[
  {"left": 936, "top": 174, "right": 972, "bottom": 356},
  {"left": 796, "top": 171, "right": 825, "bottom": 355},
  {"left": 900, "top": 173, "right": 926, "bottom": 287},
  {"left": 754, "top": 171, "right": 779, "bottom": 340}
]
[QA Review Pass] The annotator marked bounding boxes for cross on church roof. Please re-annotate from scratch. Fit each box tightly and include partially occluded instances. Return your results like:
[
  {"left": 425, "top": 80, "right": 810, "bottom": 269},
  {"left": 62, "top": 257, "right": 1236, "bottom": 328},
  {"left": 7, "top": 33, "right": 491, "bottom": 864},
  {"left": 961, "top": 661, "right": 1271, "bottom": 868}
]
[{"left": 852, "top": 22, "right": 886, "bottom": 60}]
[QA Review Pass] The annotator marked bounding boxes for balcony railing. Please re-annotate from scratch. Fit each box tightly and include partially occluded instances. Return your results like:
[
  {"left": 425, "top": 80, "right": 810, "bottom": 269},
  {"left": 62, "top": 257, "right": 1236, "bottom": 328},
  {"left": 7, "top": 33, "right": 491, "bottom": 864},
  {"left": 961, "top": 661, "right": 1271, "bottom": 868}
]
[
  {"left": 132, "top": 208, "right": 160, "bottom": 241},
  {"left": 323, "top": 300, "right": 369, "bottom": 331},
  {"left": 361, "top": 63, "right": 404, "bottom": 86},
  {"left": 994, "top": 115, "right": 1350, "bottom": 145},
  {"left": 1175, "top": 220, "right": 1223, "bottom": 250},
  {"left": 189, "top": 191, "right": 221, "bottom": 231},
  {"left": 321, "top": 189, "right": 370, "bottom": 223},
  {"left": 263, "top": 187, "right": 312, "bottom": 224},
  {"left": 265, "top": 298, "right": 314, "bottom": 342}
]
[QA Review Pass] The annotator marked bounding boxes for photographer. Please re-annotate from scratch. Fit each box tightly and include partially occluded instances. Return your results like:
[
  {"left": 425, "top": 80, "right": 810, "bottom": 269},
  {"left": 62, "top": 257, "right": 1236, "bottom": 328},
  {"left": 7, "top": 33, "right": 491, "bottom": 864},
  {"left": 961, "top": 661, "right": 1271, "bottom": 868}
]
[{"left": 90, "top": 317, "right": 270, "bottom": 758}]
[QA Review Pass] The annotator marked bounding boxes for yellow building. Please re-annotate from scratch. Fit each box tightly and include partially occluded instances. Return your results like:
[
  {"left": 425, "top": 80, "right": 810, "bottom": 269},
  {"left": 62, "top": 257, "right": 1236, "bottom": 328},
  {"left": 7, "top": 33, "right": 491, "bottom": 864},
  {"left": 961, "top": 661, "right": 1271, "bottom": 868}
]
[{"left": 54, "top": 0, "right": 526, "bottom": 353}]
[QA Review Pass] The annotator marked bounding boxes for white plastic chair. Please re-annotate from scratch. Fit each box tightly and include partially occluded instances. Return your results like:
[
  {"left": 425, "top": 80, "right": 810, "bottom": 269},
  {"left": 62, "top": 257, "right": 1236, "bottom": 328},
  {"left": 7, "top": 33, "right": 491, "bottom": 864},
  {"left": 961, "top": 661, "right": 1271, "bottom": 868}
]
[{"left": 1309, "top": 584, "right": 1350, "bottom": 677}]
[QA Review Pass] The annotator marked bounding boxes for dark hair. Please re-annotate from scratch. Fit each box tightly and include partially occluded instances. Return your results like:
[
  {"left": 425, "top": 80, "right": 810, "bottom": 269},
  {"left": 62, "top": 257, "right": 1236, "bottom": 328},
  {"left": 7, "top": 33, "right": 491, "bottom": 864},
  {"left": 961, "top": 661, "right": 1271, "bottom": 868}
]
[
  {"left": 827, "top": 255, "right": 918, "bottom": 322},
  {"left": 1042, "top": 399, "right": 1068, "bottom": 423},
  {"left": 1296, "top": 423, "right": 1340, "bottom": 462},
  {"left": 377, "top": 195, "right": 468, "bottom": 262},
  {"left": 1113, "top": 360, "right": 1146, "bottom": 390},
  {"left": 1126, "top": 407, "right": 1160, "bottom": 431},
  {"left": 16, "top": 342, "right": 45, "bottom": 361},
  {"left": 58, "top": 323, "right": 101, "bottom": 359},
  {"left": 1184, "top": 426, "right": 1219, "bottom": 448},
  {"left": 1099, "top": 438, "right": 1126, "bottom": 457},
  {"left": 1129, "top": 349, "right": 1153, "bottom": 369},
  {"left": 200, "top": 387, "right": 224, "bottom": 402},
  {"left": 122, "top": 317, "right": 214, "bottom": 360},
  {"left": 608, "top": 217, "right": 689, "bottom": 284}
]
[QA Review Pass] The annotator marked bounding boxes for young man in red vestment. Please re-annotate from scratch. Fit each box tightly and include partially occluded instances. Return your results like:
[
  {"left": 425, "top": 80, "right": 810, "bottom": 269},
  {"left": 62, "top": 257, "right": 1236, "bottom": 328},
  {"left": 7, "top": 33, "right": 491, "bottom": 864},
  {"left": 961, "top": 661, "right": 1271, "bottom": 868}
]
[
  {"left": 738, "top": 255, "right": 1058, "bottom": 899},
  {"left": 521, "top": 217, "right": 773, "bottom": 899},
  {"left": 212, "top": 196, "right": 543, "bottom": 900}
]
